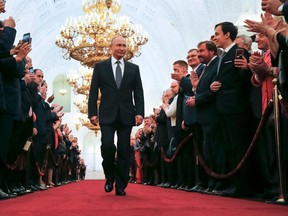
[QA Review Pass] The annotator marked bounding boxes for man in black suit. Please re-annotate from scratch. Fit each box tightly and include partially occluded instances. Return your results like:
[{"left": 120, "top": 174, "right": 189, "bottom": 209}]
[
  {"left": 0, "top": 16, "right": 31, "bottom": 199},
  {"left": 210, "top": 22, "right": 251, "bottom": 197},
  {"left": 88, "top": 36, "right": 145, "bottom": 196},
  {"left": 186, "top": 41, "right": 220, "bottom": 193}
]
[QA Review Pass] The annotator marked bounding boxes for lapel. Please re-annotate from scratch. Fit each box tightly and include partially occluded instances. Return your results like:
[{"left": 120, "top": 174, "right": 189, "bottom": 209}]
[
  {"left": 222, "top": 44, "right": 237, "bottom": 63},
  {"left": 198, "top": 57, "right": 218, "bottom": 89},
  {"left": 196, "top": 63, "right": 205, "bottom": 77},
  {"left": 104, "top": 58, "right": 118, "bottom": 88}
]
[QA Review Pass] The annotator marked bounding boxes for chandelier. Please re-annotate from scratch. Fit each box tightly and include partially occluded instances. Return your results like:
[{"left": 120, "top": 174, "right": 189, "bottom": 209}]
[
  {"left": 55, "top": 0, "right": 148, "bottom": 68},
  {"left": 56, "top": 0, "right": 148, "bottom": 133},
  {"left": 68, "top": 67, "right": 101, "bottom": 133}
]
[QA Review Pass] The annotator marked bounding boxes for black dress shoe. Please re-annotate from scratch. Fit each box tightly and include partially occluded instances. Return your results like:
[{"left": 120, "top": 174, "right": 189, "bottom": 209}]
[
  {"left": 220, "top": 187, "right": 244, "bottom": 198},
  {"left": 35, "top": 184, "right": 47, "bottom": 190},
  {"left": 115, "top": 189, "right": 126, "bottom": 196},
  {"left": 170, "top": 184, "right": 180, "bottom": 189},
  {"left": 178, "top": 185, "right": 187, "bottom": 190},
  {"left": 29, "top": 185, "right": 39, "bottom": 191},
  {"left": 104, "top": 178, "right": 114, "bottom": 193},
  {"left": 211, "top": 189, "right": 224, "bottom": 196},
  {"left": 202, "top": 187, "right": 214, "bottom": 195},
  {"left": 0, "top": 189, "right": 16, "bottom": 200},
  {"left": 10, "top": 186, "right": 20, "bottom": 195},
  {"left": 186, "top": 185, "right": 205, "bottom": 193},
  {"left": 161, "top": 183, "right": 171, "bottom": 188}
]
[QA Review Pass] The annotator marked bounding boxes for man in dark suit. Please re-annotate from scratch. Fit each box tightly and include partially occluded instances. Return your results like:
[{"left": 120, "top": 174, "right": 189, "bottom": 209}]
[
  {"left": 88, "top": 36, "right": 144, "bottom": 196},
  {"left": 210, "top": 22, "right": 251, "bottom": 197},
  {"left": 0, "top": 17, "right": 31, "bottom": 199},
  {"left": 186, "top": 41, "right": 220, "bottom": 193}
]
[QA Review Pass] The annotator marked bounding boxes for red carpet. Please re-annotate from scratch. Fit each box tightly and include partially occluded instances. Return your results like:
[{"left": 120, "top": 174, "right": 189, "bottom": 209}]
[{"left": 0, "top": 180, "right": 287, "bottom": 216}]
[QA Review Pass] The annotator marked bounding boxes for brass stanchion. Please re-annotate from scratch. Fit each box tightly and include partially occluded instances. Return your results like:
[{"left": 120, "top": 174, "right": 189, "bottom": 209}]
[{"left": 269, "top": 78, "right": 287, "bottom": 204}]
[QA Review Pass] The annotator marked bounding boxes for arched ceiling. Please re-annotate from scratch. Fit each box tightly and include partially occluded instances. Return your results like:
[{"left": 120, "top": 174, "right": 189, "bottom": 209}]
[{"left": 1, "top": 0, "right": 262, "bottom": 112}]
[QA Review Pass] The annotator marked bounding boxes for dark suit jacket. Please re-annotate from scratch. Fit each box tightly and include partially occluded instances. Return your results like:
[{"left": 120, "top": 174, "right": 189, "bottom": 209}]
[
  {"left": 154, "top": 109, "right": 169, "bottom": 147},
  {"left": 0, "top": 26, "right": 24, "bottom": 116},
  {"left": 195, "top": 57, "right": 219, "bottom": 126},
  {"left": 195, "top": 63, "right": 205, "bottom": 77},
  {"left": 88, "top": 58, "right": 144, "bottom": 126},
  {"left": 180, "top": 63, "right": 205, "bottom": 97},
  {"left": 215, "top": 44, "right": 250, "bottom": 114}
]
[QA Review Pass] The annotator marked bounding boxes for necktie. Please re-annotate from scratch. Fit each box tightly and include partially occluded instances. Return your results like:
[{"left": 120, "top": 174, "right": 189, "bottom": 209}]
[
  {"left": 115, "top": 61, "right": 122, "bottom": 88},
  {"left": 216, "top": 51, "right": 226, "bottom": 76}
]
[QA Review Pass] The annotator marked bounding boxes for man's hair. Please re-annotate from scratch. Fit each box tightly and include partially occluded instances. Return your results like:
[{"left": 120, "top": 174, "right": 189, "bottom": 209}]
[
  {"left": 173, "top": 60, "right": 188, "bottom": 69},
  {"left": 215, "top": 22, "right": 238, "bottom": 41},
  {"left": 110, "top": 35, "right": 126, "bottom": 45},
  {"left": 197, "top": 40, "right": 217, "bottom": 55},
  {"left": 33, "top": 68, "right": 42, "bottom": 73},
  {"left": 187, "top": 48, "right": 198, "bottom": 53},
  {"left": 236, "top": 34, "right": 252, "bottom": 52}
]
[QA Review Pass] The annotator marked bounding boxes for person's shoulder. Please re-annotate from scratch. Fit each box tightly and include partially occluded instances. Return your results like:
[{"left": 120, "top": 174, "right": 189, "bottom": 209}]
[
  {"left": 94, "top": 58, "right": 110, "bottom": 69},
  {"left": 124, "top": 60, "right": 138, "bottom": 67}
]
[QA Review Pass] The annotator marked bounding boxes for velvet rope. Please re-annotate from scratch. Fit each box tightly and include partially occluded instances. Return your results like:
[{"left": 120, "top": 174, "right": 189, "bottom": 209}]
[
  {"left": 161, "top": 101, "right": 273, "bottom": 179},
  {"left": 161, "top": 134, "right": 193, "bottom": 163},
  {"left": 194, "top": 101, "right": 273, "bottom": 179}
]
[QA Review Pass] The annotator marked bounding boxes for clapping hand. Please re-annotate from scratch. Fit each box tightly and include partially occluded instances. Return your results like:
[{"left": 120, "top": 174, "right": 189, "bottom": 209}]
[{"left": 248, "top": 53, "right": 270, "bottom": 79}]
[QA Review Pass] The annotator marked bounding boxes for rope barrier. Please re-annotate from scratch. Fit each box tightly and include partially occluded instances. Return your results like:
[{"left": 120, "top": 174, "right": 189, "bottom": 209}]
[
  {"left": 160, "top": 100, "right": 273, "bottom": 179},
  {"left": 195, "top": 101, "right": 273, "bottom": 179}
]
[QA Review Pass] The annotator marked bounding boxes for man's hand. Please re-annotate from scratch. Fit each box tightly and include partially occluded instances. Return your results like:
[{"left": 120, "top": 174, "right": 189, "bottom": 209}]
[
  {"left": 23, "top": 72, "right": 34, "bottom": 85},
  {"left": 32, "top": 128, "right": 37, "bottom": 136},
  {"left": 10, "top": 40, "right": 23, "bottom": 55},
  {"left": 190, "top": 72, "right": 199, "bottom": 88},
  {"left": 234, "top": 56, "right": 248, "bottom": 70},
  {"left": 52, "top": 105, "right": 63, "bottom": 113},
  {"left": 185, "top": 96, "right": 196, "bottom": 107},
  {"left": 210, "top": 81, "right": 222, "bottom": 92},
  {"left": 90, "top": 116, "right": 99, "bottom": 126},
  {"left": 14, "top": 42, "right": 31, "bottom": 62},
  {"left": 0, "top": 2, "right": 5, "bottom": 13},
  {"left": 262, "top": 0, "right": 283, "bottom": 16},
  {"left": 248, "top": 52, "right": 271, "bottom": 78},
  {"left": 135, "top": 115, "right": 143, "bottom": 126}
]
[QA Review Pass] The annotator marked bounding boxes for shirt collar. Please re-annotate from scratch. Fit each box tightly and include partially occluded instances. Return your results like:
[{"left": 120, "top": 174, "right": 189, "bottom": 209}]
[
  {"left": 207, "top": 56, "right": 217, "bottom": 66},
  {"left": 224, "top": 42, "right": 236, "bottom": 53},
  {"left": 192, "top": 63, "right": 202, "bottom": 72},
  {"left": 111, "top": 56, "right": 124, "bottom": 65}
]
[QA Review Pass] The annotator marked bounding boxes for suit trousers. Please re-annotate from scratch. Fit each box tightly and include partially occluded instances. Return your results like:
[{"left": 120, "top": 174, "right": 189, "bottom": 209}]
[
  {"left": 0, "top": 113, "right": 14, "bottom": 163},
  {"left": 100, "top": 123, "right": 132, "bottom": 190}
]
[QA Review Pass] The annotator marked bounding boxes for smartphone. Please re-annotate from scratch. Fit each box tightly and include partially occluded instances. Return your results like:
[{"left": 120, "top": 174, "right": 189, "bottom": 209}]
[
  {"left": 23, "top": 33, "right": 31, "bottom": 44},
  {"left": 29, "top": 67, "right": 34, "bottom": 74},
  {"left": 41, "top": 80, "right": 46, "bottom": 87},
  {"left": 235, "top": 48, "right": 244, "bottom": 59}
]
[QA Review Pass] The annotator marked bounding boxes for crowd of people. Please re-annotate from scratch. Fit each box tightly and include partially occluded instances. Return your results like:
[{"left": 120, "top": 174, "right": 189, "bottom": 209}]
[
  {"left": 128, "top": 0, "right": 288, "bottom": 202},
  {"left": 0, "top": 3, "right": 86, "bottom": 200}
]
